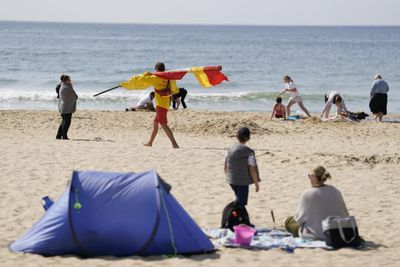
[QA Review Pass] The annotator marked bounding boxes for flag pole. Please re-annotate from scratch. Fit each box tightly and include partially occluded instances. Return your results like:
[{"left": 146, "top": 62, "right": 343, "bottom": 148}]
[{"left": 93, "top": 85, "right": 121, "bottom": 97}]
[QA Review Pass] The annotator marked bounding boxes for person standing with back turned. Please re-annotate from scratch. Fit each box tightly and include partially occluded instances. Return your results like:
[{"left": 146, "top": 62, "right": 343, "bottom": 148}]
[
  {"left": 56, "top": 75, "right": 78, "bottom": 140},
  {"left": 224, "top": 127, "right": 260, "bottom": 206},
  {"left": 369, "top": 74, "right": 389, "bottom": 122}
]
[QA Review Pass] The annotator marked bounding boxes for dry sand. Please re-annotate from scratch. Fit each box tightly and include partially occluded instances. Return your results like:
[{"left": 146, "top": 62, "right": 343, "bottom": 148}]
[{"left": 1, "top": 109, "right": 400, "bottom": 266}]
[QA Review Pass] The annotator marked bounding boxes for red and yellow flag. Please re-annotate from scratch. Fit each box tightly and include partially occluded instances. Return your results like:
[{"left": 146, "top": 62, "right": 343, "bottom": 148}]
[
  {"left": 152, "top": 66, "right": 228, "bottom": 88},
  {"left": 119, "top": 66, "right": 228, "bottom": 90}
]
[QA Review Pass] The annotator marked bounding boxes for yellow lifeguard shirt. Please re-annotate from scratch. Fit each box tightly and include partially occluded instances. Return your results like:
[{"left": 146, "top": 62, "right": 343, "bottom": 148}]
[{"left": 120, "top": 72, "right": 178, "bottom": 110}]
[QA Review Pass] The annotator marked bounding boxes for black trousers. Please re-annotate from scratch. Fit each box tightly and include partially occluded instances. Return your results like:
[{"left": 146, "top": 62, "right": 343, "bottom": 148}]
[
  {"left": 56, "top": 113, "right": 72, "bottom": 139},
  {"left": 172, "top": 89, "right": 187, "bottom": 109},
  {"left": 229, "top": 184, "right": 249, "bottom": 206}
]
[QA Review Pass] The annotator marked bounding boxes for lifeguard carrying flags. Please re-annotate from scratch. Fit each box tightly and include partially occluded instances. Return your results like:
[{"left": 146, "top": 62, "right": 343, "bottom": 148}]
[{"left": 119, "top": 65, "right": 228, "bottom": 90}]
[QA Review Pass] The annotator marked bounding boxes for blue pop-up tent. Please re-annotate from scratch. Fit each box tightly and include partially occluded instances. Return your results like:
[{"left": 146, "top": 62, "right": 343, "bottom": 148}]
[{"left": 10, "top": 170, "right": 214, "bottom": 257}]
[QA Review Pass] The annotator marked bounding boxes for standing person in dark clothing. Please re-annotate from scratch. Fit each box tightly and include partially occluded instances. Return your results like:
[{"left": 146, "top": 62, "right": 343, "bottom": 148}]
[
  {"left": 56, "top": 75, "right": 78, "bottom": 140},
  {"left": 369, "top": 74, "right": 390, "bottom": 122},
  {"left": 172, "top": 88, "right": 188, "bottom": 110}
]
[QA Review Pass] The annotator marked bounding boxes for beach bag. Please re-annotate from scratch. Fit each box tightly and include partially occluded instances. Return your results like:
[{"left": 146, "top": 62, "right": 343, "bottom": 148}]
[
  {"left": 221, "top": 201, "right": 251, "bottom": 231},
  {"left": 322, "top": 216, "right": 362, "bottom": 248},
  {"left": 347, "top": 111, "right": 369, "bottom": 121}
]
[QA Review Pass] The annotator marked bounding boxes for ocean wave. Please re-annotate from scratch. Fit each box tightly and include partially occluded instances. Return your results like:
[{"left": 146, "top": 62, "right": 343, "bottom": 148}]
[{"left": 0, "top": 89, "right": 372, "bottom": 104}]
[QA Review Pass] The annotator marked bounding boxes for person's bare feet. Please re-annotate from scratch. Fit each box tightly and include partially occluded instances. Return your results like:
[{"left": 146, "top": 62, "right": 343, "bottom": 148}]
[
  {"left": 143, "top": 142, "right": 152, "bottom": 147},
  {"left": 172, "top": 144, "right": 179, "bottom": 149}
]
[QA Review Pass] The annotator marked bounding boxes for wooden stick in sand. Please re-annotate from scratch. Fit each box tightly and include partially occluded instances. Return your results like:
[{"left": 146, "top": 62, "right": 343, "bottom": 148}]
[{"left": 271, "top": 210, "right": 276, "bottom": 229}]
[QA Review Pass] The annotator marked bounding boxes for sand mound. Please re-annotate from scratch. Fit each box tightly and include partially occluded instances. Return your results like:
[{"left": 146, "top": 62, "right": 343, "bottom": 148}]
[{"left": 169, "top": 111, "right": 272, "bottom": 136}]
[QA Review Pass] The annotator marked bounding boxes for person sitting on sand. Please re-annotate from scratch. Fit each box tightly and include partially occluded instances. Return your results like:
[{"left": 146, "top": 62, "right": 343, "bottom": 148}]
[
  {"left": 320, "top": 91, "right": 348, "bottom": 119},
  {"left": 56, "top": 75, "right": 78, "bottom": 140},
  {"left": 125, "top": 92, "right": 155, "bottom": 112},
  {"left": 277, "top": 75, "right": 311, "bottom": 118},
  {"left": 369, "top": 74, "right": 389, "bottom": 122},
  {"left": 172, "top": 88, "right": 188, "bottom": 110},
  {"left": 224, "top": 127, "right": 260, "bottom": 206},
  {"left": 285, "top": 166, "right": 349, "bottom": 240},
  {"left": 271, "top": 96, "right": 286, "bottom": 120}
]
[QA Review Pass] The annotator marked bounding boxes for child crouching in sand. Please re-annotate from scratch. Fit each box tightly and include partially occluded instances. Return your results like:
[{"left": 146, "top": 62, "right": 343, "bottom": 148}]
[
  {"left": 224, "top": 127, "right": 260, "bottom": 206},
  {"left": 271, "top": 96, "right": 286, "bottom": 120}
]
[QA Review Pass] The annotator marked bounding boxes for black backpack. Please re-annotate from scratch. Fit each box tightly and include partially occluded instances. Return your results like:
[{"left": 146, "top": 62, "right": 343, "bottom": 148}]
[{"left": 221, "top": 201, "right": 251, "bottom": 231}]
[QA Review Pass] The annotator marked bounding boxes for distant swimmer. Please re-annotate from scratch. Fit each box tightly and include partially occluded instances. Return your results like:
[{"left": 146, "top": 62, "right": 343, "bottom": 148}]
[
  {"left": 172, "top": 88, "right": 187, "bottom": 110},
  {"left": 320, "top": 91, "right": 348, "bottom": 119},
  {"left": 125, "top": 92, "right": 155, "bottom": 112},
  {"left": 369, "top": 74, "right": 389, "bottom": 122},
  {"left": 277, "top": 75, "right": 311, "bottom": 117},
  {"left": 271, "top": 96, "right": 286, "bottom": 120}
]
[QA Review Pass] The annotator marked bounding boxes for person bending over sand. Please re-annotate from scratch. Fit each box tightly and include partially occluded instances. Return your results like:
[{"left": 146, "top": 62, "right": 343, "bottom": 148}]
[
  {"left": 224, "top": 127, "right": 260, "bottom": 206},
  {"left": 320, "top": 91, "right": 348, "bottom": 119},
  {"left": 172, "top": 88, "right": 187, "bottom": 110},
  {"left": 285, "top": 166, "right": 349, "bottom": 240},
  {"left": 277, "top": 75, "right": 311, "bottom": 117},
  {"left": 271, "top": 96, "right": 286, "bottom": 120},
  {"left": 126, "top": 92, "right": 155, "bottom": 112}
]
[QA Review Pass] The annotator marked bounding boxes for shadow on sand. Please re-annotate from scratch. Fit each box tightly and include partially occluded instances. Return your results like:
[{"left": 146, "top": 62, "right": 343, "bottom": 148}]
[
  {"left": 71, "top": 138, "right": 115, "bottom": 143},
  {"left": 58, "top": 251, "right": 221, "bottom": 262},
  {"left": 360, "top": 240, "right": 387, "bottom": 251}
]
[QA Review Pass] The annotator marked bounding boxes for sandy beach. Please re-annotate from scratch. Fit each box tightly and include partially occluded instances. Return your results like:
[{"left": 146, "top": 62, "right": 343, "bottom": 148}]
[{"left": 1, "top": 109, "right": 400, "bottom": 266}]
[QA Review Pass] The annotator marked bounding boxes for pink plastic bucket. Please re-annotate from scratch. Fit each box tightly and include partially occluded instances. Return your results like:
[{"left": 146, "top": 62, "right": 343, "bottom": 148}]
[{"left": 233, "top": 225, "right": 256, "bottom": 245}]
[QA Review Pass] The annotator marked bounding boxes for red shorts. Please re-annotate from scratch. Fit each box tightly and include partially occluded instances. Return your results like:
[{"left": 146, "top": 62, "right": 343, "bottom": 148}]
[{"left": 154, "top": 107, "right": 168, "bottom": 125}]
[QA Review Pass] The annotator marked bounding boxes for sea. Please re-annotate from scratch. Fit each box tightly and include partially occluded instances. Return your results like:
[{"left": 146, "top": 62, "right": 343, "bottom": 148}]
[{"left": 1, "top": 21, "right": 399, "bottom": 113}]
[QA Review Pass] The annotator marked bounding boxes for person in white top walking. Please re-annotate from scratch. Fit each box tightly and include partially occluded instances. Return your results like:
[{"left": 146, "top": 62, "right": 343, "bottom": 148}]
[
  {"left": 320, "top": 91, "right": 348, "bottom": 119},
  {"left": 277, "top": 75, "right": 311, "bottom": 117}
]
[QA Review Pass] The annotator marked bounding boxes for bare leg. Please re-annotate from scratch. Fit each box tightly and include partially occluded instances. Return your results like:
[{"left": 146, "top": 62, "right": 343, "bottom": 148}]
[
  {"left": 161, "top": 124, "right": 179, "bottom": 148},
  {"left": 286, "top": 99, "right": 295, "bottom": 117},
  {"left": 298, "top": 101, "right": 311, "bottom": 117},
  {"left": 378, "top": 112, "right": 383, "bottom": 122},
  {"left": 144, "top": 121, "right": 159, "bottom": 147}
]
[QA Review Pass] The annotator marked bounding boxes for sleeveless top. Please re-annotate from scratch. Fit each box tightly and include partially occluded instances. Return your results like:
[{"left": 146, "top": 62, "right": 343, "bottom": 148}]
[{"left": 226, "top": 144, "right": 259, "bottom": 186}]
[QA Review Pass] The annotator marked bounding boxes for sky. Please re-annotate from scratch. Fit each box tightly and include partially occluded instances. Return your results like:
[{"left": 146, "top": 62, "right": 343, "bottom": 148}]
[{"left": 0, "top": 0, "right": 399, "bottom": 26}]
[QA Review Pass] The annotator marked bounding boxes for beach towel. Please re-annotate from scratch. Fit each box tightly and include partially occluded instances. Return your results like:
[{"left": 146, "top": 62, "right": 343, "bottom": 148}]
[
  {"left": 204, "top": 228, "right": 329, "bottom": 252},
  {"left": 287, "top": 115, "right": 301, "bottom": 121}
]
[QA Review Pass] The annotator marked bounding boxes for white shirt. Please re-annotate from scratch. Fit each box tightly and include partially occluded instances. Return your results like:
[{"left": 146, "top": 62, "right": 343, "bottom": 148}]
[
  {"left": 137, "top": 94, "right": 153, "bottom": 107},
  {"left": 321, "top": 91, "right": 348, "bottom": 118},
  {"left": 285, "top": 82, "right": 300, "bottom": 97}
]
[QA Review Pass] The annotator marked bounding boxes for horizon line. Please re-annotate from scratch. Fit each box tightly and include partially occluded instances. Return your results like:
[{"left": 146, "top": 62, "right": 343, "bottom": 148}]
[{"left": 1, "top": 19, "right": 400, "bottom": 27}]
